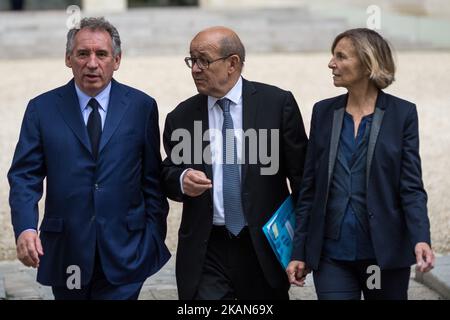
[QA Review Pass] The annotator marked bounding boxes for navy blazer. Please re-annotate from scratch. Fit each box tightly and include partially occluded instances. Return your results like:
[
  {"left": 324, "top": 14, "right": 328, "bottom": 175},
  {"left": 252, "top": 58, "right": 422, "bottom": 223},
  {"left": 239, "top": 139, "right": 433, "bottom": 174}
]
[
  {"left": 291, "top": 90, "right": 431, "bottom": 270},
  {"left": 8, "top": 79, "right": 170, "bottom": 286}
]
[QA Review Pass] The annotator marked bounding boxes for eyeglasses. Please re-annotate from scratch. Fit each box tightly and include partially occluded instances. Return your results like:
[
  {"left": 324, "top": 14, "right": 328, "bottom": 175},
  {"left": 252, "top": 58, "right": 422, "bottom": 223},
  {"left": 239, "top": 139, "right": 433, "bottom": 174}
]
[{"left": 184, "top": 54, "right": 235, "bottom": 70}]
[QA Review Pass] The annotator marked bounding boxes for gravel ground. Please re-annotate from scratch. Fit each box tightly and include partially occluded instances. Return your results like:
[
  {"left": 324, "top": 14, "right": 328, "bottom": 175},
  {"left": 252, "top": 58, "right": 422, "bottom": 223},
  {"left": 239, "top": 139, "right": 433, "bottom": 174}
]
[{"left": 1, "top": 52, "right": 449, "bottom": 260}]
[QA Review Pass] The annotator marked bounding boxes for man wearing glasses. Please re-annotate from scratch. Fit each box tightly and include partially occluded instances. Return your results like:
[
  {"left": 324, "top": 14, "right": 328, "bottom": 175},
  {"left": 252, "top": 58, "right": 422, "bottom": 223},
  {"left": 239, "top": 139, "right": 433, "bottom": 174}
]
[{"left": 162, "top": 26, "right": 308, "bottom": 300}]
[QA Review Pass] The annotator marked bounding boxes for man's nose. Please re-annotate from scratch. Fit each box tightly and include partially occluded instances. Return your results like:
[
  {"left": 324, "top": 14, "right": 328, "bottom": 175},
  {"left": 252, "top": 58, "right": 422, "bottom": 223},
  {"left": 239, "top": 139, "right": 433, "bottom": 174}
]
[
  {"left": 87, "top": 53, "right": 99, "bottom": 68},
  {"left": 191, "top": 61, "right": 202, "bottom": 73},
  {"left": 328, "top": 58, "right": 336, "bottom": 69}
]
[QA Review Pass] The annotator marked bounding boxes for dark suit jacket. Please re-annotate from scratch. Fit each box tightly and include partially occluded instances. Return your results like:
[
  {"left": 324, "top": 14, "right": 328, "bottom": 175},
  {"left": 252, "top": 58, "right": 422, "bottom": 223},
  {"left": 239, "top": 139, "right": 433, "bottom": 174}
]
[
  {"left": 8, "top": 79, "right": 170, "bottom": 286},
  {"left": 162, "top": 79, "right": 308, "bottom": 299},
  {"left": 291, "top": 90, "right": 431, "bottom": 270}
]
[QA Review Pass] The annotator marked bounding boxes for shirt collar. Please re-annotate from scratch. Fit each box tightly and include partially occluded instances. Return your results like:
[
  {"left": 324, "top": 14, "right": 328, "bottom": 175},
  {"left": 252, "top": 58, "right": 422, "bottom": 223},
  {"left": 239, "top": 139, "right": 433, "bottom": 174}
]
[
  {"left": 344, "top": 111, "right": 374, "bottom": 122},
  {"left": 208, "top": 76, "right": 243, "bottom": 110},
  {"left": 75, "top": 81, "right": 111, "bottom": 113}
]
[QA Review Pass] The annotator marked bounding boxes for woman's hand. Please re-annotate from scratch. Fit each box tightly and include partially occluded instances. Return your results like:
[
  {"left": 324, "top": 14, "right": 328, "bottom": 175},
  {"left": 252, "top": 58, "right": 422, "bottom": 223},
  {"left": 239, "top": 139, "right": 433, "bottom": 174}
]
[{"left": 286, "top": 260, "right": 310, "bottom": 286}]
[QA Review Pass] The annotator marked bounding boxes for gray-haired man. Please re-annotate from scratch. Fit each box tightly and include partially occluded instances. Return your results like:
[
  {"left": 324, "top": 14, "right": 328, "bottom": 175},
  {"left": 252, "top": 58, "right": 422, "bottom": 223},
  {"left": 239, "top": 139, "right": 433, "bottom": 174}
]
[{"left": 8, "top": 17, "right": 170, "bottom": 300}]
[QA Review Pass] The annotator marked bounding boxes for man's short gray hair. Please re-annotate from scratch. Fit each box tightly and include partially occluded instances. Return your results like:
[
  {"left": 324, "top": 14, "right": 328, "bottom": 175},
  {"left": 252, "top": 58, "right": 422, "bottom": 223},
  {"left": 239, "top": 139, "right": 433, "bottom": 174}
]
[
  {"left": 66, "top": 17, "right": 121, "bottom": 57},
  {"left": 219, "top": 33, "right": 245, "bottom": 69}
]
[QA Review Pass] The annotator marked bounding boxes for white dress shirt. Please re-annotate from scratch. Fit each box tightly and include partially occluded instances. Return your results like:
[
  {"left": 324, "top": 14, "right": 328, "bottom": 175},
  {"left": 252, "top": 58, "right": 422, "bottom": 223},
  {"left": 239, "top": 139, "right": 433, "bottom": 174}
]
[
  {"left": 75, "top": 82, "right": 111, "bottom": 129},
  {"left": 180, "top": 76, "right": 243, "bottom": 225}
]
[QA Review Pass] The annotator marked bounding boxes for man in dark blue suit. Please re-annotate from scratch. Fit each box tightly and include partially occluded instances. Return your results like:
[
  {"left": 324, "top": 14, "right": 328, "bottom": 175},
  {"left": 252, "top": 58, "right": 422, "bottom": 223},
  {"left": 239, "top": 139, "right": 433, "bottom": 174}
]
[{"left": 7, "top": 17, "right": 170, "bottom": 300}]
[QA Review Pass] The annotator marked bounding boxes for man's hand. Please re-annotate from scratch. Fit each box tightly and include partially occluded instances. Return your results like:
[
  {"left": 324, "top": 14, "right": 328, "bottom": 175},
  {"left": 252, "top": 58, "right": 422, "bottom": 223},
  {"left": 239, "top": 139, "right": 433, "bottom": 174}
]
[
  {"left": 182, "top": 170, "right": 212, "bottom": 197},
  {"left": 16, "top": 230, "right": 44, "bottom": 268},
  {"left": 415, "top": 242, "right": 435, "bottom": 273},
  {"left": 286, "top": 260, "right": 310, "bottom": 286}
]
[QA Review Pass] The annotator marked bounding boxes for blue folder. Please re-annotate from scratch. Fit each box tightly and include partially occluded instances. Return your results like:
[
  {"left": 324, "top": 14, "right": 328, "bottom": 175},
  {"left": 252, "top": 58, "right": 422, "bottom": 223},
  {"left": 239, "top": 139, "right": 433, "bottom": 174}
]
[{"left": 262, "top": 195, "right": 295, "bottom": 270}]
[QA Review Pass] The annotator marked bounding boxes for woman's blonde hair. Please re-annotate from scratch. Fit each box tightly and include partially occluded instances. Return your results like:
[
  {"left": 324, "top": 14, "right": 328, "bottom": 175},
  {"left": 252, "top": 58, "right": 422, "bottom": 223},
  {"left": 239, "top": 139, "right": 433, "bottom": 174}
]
[{"left": 332, "top": 28, "right": 396, "bottom": 89}]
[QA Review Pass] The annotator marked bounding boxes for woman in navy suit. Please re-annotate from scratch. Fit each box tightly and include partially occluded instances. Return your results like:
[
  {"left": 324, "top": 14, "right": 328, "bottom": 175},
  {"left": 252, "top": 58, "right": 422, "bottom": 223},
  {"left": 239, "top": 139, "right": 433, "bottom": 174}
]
[{"left": 287, "top": 28, "right": 435, "bottom": 300}]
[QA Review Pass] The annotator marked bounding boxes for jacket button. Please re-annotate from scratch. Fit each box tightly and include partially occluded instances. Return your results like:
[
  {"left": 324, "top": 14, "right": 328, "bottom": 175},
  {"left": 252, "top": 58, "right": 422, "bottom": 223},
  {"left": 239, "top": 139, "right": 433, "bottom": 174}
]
[
  {"left": 368, "top": 212, "right": 374, "bottom": 218},
  {"left": 94, "top": 184, "right": 99, "bottom": 190}
]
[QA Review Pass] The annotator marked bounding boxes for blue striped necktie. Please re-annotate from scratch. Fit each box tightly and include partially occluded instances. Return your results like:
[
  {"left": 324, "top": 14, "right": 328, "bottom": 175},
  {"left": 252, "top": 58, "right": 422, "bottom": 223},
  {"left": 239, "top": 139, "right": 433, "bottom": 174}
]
[{"left": 217, "top": 98, "right": 246, "bottom": 236}]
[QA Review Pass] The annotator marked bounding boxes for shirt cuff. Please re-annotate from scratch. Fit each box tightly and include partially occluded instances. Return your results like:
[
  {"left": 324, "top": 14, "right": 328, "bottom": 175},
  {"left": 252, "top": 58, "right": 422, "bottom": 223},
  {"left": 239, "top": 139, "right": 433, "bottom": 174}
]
[
  {"left": 179, "top": 168, "right": 192, "bottom": 194},
  {"left": 19, "top": 229, "right": 37, "bottom": 238}
]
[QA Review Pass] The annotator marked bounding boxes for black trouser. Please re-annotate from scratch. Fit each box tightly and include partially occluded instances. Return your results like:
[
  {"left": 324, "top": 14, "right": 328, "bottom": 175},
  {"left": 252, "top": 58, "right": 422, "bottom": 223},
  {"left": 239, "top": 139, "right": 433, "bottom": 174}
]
[
  {"left": 313, "top": 256, "right": 410, "bottom": 300},
  {"left": 194, "top": 226, "right": 289, "bottom": 300}
]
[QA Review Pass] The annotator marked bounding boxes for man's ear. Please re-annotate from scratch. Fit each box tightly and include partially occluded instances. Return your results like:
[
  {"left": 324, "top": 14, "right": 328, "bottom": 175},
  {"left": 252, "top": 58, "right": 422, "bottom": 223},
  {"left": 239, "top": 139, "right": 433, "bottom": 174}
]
[
  {"left": 113, "top": 54, "right": 122, "bottom": 71},
  {"left": 65, "top": 54, "right": 72, "bottom": 68},
  {"left": 228, "top": 55, "right": 240, "bottom": 74}
]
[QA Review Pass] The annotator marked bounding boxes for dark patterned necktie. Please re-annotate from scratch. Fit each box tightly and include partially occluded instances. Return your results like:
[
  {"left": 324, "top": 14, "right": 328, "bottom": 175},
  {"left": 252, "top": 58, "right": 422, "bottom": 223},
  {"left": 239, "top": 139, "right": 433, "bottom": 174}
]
[
  {"left": 87, "top": 98, "right": 102, "bottom": 159},
  {"left": 217, "top": 98, "right": 246, "bottom": 236}
]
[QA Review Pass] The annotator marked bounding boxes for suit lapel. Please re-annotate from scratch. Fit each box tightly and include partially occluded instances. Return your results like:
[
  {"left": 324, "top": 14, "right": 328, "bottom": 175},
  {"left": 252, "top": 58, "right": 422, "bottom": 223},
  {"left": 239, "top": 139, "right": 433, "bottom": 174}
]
[
  {"left": 366, "top": 91, "right": 386, "bottom": 188},
  {"left": 327, "top": 99, "right": 346, "bottom": 188},
  {"left": 98, "top": 79, "right": 130, "bottom": 155},
  {"left": 241, "top": 79, "right": 258, "bottom": 185},
  {"left": 56, "top": 79, "right": 91, "bottom": 154}
]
